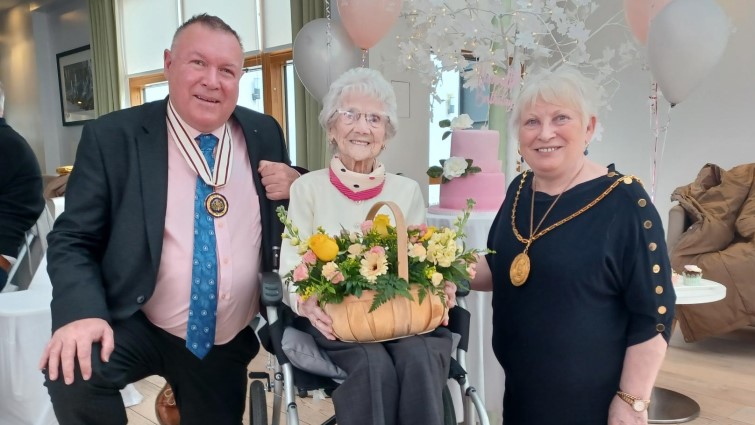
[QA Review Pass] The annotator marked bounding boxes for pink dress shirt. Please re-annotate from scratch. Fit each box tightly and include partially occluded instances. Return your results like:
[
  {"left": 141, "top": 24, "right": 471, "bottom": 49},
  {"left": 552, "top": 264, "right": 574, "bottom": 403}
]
[{"left": 142, "top": 117, "right": 262, "bottom": 344}]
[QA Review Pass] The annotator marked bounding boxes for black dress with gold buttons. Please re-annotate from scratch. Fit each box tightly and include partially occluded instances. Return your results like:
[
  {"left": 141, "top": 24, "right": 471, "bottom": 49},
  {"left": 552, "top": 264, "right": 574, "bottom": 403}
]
[{"left": 486, "top": 164, "right": 675, "bottom": 425}]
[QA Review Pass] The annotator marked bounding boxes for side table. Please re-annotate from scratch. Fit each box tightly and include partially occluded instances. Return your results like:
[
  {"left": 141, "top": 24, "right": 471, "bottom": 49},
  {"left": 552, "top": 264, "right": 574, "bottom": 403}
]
[{"left": 649, "top": 279, "right": 726, "bottom": 424}]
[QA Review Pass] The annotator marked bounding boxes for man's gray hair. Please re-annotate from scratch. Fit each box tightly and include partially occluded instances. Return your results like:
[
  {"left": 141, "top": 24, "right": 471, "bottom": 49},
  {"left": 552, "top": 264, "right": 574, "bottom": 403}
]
[
  {"left": 172, "top": 14, "right": 243, "bottom": 51},
  {"left": 319, "top": 67, "right": 398, "bottom": 142}
]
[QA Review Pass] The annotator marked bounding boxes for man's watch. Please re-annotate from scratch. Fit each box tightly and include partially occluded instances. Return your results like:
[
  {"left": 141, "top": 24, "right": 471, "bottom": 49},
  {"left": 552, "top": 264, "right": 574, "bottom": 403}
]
[{"left": 616, "top": 390, "right": 651, "bottom": 412}]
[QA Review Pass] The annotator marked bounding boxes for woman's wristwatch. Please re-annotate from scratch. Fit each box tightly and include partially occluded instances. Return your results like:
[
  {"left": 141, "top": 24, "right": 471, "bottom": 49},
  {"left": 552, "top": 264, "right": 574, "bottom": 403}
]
[{"left": 616, "top": 390, "right": 651, "bottom": 412}]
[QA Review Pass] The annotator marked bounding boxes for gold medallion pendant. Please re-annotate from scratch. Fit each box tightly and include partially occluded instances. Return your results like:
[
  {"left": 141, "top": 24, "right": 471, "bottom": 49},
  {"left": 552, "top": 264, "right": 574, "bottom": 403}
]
[
  {"left": 205, "top": 192, "right": 229, "bottom": 218},
  {"left": 510, "top": 252, "right": 530, "bottom": 286}
]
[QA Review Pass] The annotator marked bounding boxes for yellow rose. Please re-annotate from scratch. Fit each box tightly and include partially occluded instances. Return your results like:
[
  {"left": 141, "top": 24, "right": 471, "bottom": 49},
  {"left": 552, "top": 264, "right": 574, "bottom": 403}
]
[
  {"left": 373, "top": 214, "right": 392, "bottom": 236},
  {"left": 308, "top": 234, "right": 339, "bottom": 262},
  {"left": 420, "top": 226, "right": 437, "bottom": 241}
]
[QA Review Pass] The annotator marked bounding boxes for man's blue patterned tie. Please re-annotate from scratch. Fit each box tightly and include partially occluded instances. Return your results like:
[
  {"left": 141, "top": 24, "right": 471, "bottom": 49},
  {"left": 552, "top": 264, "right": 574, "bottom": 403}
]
[{"left": 186, "top": 133, "right": 219, "bottom": 359}]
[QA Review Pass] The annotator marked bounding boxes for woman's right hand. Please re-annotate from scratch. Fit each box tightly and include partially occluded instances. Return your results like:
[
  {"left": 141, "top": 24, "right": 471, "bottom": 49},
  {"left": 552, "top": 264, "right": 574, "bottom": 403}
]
[{"left": 297, "top": 295, "right": 337, "bottom": 340}]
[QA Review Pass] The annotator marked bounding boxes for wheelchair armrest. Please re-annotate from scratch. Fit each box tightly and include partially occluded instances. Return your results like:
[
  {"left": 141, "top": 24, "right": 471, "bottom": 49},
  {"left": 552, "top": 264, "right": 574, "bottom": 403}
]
[{"left": 259, "top": 271, "right": 284, "bottom": 307}]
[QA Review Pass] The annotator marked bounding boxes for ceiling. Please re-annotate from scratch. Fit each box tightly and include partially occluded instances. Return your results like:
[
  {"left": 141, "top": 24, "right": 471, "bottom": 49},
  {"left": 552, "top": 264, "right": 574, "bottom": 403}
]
[{"left": 0, "top": 0, "right": 21, "bottom": 12}]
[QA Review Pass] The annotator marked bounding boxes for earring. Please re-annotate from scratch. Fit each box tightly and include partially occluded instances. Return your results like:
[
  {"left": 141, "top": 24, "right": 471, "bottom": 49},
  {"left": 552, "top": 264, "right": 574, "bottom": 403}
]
[
  {"left": 516, "top": 148, "right": 524, "bottom": 173},
  {"left": 584, "top": 143, "right": 590, "bottom": 156}
]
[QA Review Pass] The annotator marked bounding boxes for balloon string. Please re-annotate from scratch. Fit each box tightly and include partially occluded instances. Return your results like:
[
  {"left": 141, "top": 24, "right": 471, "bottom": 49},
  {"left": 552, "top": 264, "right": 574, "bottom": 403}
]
[
  {"left": 326, "top": 0, "right": 332, "bottom": 91},
  {"left": 650, "top": 80, "right": 659, "bottom": 201}
]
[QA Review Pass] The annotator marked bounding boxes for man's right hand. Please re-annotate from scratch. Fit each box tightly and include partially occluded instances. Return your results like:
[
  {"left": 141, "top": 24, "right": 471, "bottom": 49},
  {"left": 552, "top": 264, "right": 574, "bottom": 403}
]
[{"left": 39, "top": 318, "right": 114, "bottom": 385}]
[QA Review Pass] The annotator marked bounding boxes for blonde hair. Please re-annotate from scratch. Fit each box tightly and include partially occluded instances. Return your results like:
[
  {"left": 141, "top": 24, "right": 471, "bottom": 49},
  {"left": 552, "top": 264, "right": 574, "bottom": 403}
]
[{"left": 508, "top": 66, "right": 599, "bottom": 145}]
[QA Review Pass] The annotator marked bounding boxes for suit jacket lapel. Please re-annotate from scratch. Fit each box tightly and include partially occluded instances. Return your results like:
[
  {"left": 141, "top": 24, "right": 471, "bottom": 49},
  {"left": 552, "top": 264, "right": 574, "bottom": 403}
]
[{"left": 137, "top": 100, "right": 170, "bottom": 272}]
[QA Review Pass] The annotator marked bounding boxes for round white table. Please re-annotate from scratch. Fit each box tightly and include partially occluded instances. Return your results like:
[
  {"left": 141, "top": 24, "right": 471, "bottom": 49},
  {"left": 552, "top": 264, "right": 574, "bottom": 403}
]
[
  {"left": 649, "top": 279, "right": 726, "bottom": 424},
  {"left": 427, "top": 208, "right": 505, "bottom": 424}
]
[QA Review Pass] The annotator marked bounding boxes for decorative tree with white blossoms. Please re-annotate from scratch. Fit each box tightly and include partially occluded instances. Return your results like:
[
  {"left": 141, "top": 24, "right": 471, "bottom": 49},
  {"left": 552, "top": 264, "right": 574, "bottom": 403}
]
[{"left": 397, "top": 0, "right": 636, "bottom": 110}]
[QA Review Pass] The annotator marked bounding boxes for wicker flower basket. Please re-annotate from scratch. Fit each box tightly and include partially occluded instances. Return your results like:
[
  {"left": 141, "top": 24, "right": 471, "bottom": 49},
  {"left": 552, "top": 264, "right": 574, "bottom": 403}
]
[{"left": 322, "top": 201, "right": 447, "bottom": 342}]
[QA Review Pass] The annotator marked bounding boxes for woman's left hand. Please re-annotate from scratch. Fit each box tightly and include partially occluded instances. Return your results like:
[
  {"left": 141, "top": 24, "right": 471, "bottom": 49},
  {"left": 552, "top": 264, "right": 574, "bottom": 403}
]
[
  {"left": 607, "top": 395, "right": 648, "bottom": 425},
  {"left": 442, "top": 281, "right": 457, "bottom": 326}
]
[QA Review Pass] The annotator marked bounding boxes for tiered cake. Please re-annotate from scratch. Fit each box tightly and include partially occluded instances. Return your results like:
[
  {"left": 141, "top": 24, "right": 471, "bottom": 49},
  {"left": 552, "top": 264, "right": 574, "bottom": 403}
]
[{"left": 435, "top": 129, "right": 505, "bottom": 212}]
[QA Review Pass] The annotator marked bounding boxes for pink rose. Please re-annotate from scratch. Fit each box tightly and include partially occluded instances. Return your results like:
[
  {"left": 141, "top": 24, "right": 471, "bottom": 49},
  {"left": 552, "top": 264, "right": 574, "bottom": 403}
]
[
  {"left": 331, "top": 272, "right": 344, "bottom": 284},
  {"left": 292, "top": 263, "right": 309, "bottom": 282},
  {"left": 369, "top": 246, "right": 385, "bottom": 255},
  {"left": 360, "top": 220, "right": 373, "bottom": 234},
  {"left": 302, "top": 250, "right": 317, "bottom": 265},
  {"left": 467, "top": 263, "right": 477, "bottom": 280}
]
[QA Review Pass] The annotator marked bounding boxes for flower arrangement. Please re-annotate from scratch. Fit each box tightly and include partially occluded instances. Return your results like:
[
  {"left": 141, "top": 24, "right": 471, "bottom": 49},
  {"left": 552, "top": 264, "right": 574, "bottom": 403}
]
[
  {"left": 397, "top": 0, "right": 637, "bottom": 109},
  {"left": 276, "top": 200, "right": 487, "bottom": 313},
  {"left": 427, "top": 114, "right": 481, "bottom": 183}
]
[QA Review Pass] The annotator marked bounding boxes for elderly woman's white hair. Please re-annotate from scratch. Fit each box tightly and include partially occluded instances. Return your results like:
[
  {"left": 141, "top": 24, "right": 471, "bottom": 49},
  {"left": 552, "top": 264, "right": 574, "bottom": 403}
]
[
  {"left": 319, "top": 67, "right": 398, "bottom": 141},
  {"left": 508, "top": 66, "right": 600, "bottom": 146}
]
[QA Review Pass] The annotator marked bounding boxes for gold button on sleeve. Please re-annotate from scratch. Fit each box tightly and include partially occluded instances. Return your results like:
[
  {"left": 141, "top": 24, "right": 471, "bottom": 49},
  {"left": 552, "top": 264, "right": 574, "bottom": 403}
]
[
  {"left": 648, "top": 242, "right": 657, "bottom": 251},
  {"left": 623, "top": 176, "right": 633, "bottom": 184},
  {"left": 656, "top": 324, "right": 666, "bottom": 332},
  {"left": 644, "top": 220, "right": 653, "bottom": 229},
  {"left": 656, "top": 286, "right": 664, "bottom": 294},
  {"left": 653, "top": 264, "right": 661, "bottom": 273},
  {"left": 658, "top": 306, "right": 667, "bottom": 314},
  {"left": 638, "top": 199, "right": 647, "bottom": 207}
]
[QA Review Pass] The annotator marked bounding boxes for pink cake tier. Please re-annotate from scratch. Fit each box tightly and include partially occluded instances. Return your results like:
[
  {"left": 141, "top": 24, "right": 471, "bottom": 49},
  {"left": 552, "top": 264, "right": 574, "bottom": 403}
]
[{"left": 438, "top": 129, "right": 505, "bottom": 212}]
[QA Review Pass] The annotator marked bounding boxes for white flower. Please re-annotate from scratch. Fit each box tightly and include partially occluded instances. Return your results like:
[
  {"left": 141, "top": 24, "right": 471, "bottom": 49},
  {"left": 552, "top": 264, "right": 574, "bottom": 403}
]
[
  {"left": 407, "top": 243, "right": 427, "bottom": 262},
  {"left": 431, "top": 272, "right": 444, "bottom": 287},
  {"left": 442, "top": 157, "right": 469, "bottom": 179},
  {"left": 450, "top": 114, "right": 474, "bottom": 129},
  {"left": 360, "top": 251, "right": 389, "bottom": 283},
  {"left": 322, "top": 262, "right": 340, "bottom": 280}
]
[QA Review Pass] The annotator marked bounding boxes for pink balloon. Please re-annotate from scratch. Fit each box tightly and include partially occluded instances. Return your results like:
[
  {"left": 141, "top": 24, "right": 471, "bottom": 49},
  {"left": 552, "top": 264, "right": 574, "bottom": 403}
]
[
  {"left": 623, "top": 0, "right": 672, "bottom": 44},
  {"left": 337, "top": 0, "right": 403, "bottom": 50}
]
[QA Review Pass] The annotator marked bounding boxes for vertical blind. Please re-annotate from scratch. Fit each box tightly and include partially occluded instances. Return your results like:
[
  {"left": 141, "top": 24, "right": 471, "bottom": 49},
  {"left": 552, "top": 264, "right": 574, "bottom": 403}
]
[{"left": 120, "top": 0, "right": 292, "bottom": 76}]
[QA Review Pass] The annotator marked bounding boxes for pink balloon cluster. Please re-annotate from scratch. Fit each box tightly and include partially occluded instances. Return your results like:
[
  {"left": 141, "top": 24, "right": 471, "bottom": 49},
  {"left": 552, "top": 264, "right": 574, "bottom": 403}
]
[{"left": 624, "top": 0, "right": 730, "bottom": 105}]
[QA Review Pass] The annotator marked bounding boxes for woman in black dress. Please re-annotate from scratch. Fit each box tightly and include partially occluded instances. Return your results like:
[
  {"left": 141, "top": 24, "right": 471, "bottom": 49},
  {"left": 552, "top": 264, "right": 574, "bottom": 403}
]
[{"left": 471, "top": 67, "right": 676, "bottom": 424}]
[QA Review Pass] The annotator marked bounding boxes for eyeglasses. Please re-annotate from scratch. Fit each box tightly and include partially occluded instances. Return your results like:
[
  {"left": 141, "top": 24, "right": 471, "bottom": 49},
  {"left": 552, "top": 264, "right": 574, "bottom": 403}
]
[{"left": 336, "top": 109, "right": 389, "bottom": 128}]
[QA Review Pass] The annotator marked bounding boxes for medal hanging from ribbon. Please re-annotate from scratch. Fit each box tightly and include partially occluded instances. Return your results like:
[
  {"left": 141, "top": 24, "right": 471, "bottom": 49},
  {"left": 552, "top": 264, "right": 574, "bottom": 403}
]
[{"left": 166, "top": 102, "right": 234, "bottom": 217}]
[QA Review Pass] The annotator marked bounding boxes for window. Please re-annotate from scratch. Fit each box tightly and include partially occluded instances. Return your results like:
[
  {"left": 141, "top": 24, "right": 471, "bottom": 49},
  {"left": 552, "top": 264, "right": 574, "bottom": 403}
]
[{"left": 128, "top": 49, "right": 295, "bottom": 156}]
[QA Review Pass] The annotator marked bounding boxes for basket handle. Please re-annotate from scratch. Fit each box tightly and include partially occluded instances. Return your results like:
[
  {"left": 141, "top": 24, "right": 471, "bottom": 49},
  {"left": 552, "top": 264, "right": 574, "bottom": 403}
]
[{"left": 365, "top": 201, "right": 408, "bottom": 281}]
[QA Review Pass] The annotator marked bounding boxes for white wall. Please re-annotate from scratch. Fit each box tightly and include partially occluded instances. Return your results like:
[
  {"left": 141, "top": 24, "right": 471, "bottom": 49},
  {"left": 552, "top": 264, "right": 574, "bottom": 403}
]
[
  {"left": 0, "top": 0, "right": 89, "bottom": 174},
  {"left": 373, "top": 0, "right": 754, "bottom": 231}
]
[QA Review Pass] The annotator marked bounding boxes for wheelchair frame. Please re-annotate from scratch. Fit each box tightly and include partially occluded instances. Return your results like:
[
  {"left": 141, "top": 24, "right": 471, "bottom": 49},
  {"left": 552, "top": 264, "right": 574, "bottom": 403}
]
[{"left": 248, "top": 270, "right": 491, "bottom": 425}]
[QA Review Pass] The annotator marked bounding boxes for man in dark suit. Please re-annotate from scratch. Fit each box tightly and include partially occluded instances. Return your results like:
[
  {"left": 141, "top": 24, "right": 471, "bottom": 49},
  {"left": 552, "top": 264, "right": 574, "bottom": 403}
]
[
  {"left": 0, "top": 81, "right": 45, "bottom": 291},
  {"left": 39, "top": 15, "right": 300, "bottom": 424}
]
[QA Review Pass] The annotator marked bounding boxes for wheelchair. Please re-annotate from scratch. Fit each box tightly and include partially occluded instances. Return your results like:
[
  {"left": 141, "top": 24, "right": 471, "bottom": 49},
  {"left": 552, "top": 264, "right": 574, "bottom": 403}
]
[{"left": 247, "top": 253, "right": 490, "bottom": 425}]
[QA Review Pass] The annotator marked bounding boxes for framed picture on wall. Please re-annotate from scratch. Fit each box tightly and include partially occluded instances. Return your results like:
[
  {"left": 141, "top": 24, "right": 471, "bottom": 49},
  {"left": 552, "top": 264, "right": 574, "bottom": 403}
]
[{"left": 56, "top": 45, "right": 95, "bottom": 126}]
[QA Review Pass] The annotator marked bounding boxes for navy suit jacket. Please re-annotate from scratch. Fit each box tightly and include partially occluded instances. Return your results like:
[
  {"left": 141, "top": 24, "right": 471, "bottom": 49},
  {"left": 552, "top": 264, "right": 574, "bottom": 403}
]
[{"left": 47, "top": 99, "right": 290, "bottom": 331}]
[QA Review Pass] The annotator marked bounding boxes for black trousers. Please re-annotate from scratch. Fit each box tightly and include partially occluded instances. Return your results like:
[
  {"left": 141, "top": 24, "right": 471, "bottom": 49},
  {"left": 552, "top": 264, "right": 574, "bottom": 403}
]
[
  {"left": 44, "top": 311, "right": 259, "bottom": 425},
  {"left": 303, "top": 322, "right": 453, "bottom": 425}
]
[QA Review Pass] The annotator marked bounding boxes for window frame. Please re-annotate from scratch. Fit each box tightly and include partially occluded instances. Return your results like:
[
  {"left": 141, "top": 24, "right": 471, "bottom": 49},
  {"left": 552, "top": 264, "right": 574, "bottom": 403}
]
[{"left": 127, "top": 48, "right": 293, "bottom": 137}]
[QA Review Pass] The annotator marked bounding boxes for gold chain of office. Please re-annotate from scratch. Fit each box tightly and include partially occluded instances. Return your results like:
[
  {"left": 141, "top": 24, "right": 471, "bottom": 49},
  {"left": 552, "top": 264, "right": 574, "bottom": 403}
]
[{"left": 508, "top": 171, "right": 641, "bottom": 286}]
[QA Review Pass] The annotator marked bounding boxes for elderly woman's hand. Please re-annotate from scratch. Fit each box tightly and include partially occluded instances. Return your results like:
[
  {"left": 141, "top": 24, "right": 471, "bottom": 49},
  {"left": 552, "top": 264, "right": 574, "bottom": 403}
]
[
  {"left": 441, "top": 281, "right": 457, "bottom": 326},
  {"left": 297, "top": 295, "right": 336, "bottom": 340}
]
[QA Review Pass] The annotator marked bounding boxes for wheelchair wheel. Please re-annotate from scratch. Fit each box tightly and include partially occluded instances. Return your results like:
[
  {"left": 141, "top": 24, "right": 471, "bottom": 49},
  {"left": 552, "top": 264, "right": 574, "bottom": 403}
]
[
  {"left": 442, "top": 384, "right": 456, "bottom": 425},
  {"left": 249, "top": 380, "right": 268, "bottom": 425}
]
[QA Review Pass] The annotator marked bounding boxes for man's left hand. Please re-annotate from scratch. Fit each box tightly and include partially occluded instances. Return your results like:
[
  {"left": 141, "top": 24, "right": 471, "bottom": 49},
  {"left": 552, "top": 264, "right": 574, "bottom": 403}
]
[{"left": 258, "top": 160, "right": 299, "bottom": 201}]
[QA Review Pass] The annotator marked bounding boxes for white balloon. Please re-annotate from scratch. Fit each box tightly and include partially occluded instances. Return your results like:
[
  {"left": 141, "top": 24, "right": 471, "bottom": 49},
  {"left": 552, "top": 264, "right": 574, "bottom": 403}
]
[
  {"left": 647, "top": 0, "right": 730, "bottom": 106},
  {"left": 293, "top": 19, "right": 363, "bottom": 103}
]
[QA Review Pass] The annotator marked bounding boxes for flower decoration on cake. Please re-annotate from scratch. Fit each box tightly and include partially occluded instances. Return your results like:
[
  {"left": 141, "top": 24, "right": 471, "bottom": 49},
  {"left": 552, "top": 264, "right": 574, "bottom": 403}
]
[
  {"left": 427, "top": 114, "right": 481, "bottom": 183},
  {"left": 277, "top": 200, "right": 489, "bottom": 312}
]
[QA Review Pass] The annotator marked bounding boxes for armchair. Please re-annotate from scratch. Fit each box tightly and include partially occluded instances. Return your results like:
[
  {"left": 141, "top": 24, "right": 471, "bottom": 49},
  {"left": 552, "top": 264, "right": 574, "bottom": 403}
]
[{"left": 667, "top": 163, "right": 755, "bottom": 342}]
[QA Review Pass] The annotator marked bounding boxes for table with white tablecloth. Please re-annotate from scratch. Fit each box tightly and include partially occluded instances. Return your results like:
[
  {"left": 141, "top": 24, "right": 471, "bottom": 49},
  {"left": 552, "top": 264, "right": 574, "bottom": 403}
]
[
  {"left": 427, "top": 209, "right": 505, "bottom": 425},
  {"left": 0, "top": 199, "right": 142, "bottom": 425}
]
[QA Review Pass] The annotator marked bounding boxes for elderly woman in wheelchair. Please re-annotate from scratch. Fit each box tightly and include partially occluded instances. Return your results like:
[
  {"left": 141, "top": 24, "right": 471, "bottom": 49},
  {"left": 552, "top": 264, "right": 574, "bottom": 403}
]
[{"left": 274, "top": 67, "right": 459, "bottom": 425}]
